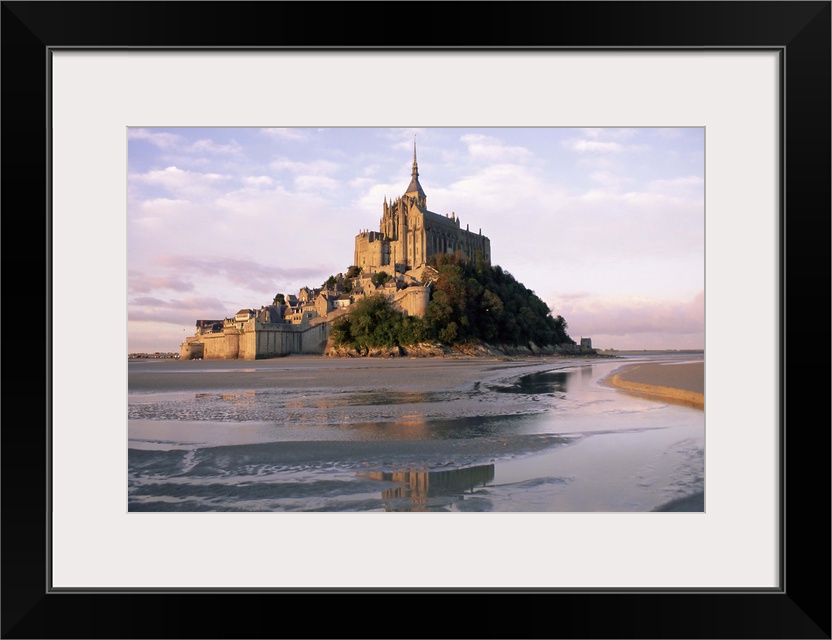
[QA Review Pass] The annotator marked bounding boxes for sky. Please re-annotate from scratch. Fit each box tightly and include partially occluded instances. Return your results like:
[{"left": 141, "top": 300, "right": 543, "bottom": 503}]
[{"left": 128, "top": 127, "right": 704, "bottom": 352}]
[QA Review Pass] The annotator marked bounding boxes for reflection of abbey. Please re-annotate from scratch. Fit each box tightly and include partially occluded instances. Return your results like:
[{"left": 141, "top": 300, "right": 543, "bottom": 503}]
[
  {"left": 180, "top": 146, "right": 492, "bottom": 360},
  {"left": 360, "top": 464, "right": 495, "bottom": 511}
]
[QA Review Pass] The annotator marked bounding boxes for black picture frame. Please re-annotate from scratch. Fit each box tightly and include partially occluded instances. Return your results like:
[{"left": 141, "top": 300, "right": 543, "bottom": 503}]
[{"left": 2, "top": 2, "right": 829, "bottom": 638}]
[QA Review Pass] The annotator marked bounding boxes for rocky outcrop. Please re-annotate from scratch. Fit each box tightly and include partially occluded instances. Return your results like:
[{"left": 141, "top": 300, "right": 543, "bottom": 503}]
[
  {"left": 324, "top": 339, "right": 598, "bottom": 359},
  {"left": 324, "top": 343, "right": 363, "bottom": 358},
  {"left": 400, "top": 342, "right": 452, "bottom": 357},
  {"left": 324, "top": 344, "right": 404, "bottom": 358}
]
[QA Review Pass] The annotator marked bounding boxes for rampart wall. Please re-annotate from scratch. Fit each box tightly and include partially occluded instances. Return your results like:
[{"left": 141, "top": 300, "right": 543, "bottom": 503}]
[
  {"left": 191, "top": 319, "right": 331, "bottom": 360},
  {"left": 393, "top": 286, "right": 429, "bottom": 317}
]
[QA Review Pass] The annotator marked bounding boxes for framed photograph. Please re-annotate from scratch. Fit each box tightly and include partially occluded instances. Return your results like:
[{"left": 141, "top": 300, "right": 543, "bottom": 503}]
[
  {"left": 4, "top": 2, "right": 829, "bottom": 638},
  {"left": 125, "top": 124, "right": 707, "bottom": 517}
]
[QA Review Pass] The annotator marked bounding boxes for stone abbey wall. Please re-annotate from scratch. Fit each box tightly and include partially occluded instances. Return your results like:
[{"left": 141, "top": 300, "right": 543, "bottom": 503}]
[
  {"left": 353, "top": 230, "right": 387, "bottom": 272},
  {"left": 187, "top": 318, "right": 331, "bottom": 360}
]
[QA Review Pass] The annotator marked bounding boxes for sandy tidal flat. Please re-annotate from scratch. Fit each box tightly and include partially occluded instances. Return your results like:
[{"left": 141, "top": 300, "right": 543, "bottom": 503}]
[
  {"left": 605, "top": 361, "right": 704, "bottom": 409},
  {"left": 128, "top": 354, "right": 705, "bottom": 512}
]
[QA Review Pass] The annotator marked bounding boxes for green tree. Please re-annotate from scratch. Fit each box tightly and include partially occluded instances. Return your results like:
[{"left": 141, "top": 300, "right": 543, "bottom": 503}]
[
  {"left": 424, "top": 253, "right": 574, "bottom": 347},
  {"left": 331, "top": 254, "right": 575, "bottom": 352},
  {"left": 331, "top": 294, "right": 430, "bottom": 351},
  {"left": 371, "top": 271, "right": 392, "bottom": 287},
  {"left": 273, "top": 293, "right": 285, "bottom": 305}
]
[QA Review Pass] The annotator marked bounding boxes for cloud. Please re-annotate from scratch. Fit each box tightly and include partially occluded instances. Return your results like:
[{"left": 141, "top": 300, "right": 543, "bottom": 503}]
[
  {"left": 130, "top": 166, "right": 231, "bottom": 194},
  {"left": 647, "top": 175, "right": 704, "bottom": 194},
  {"left": 187, "top": 139, "right": 243, "bottom": 156},
  {"left": 265, "top": 158, "right": 341, "bottom": 192},
  {"left": 260, "top": 128, "right": 309, "bottom": 141},
  {"left": 580, "top": 128, "right": 639, "bottom": 141},
  {"left": 128, "top": 272, "right": 195, "bottom": 294},
  {"left": 389, "top": 128, "right": 427, "bottom": 151},
  {"left": 242, "top": 176, "right": 275, "bottom": 187},
  {"left": 269, "top": 158, "right": 339, "bottom": 176},
  {"left": 127, "top": 253, "right": 342, "bottom": 337},
  {"left": 130, "top": 198, "right": 196, "bottom": 231},
  {"left": 652, "top": 128, "right": 684, "bottom": 140},
  {"left": 127, "top": 128, "right": 184, "bottom": 149},
  {"left": 158, "top": 256, "right": 328, "bottom": 293},
  {"left": 564, "top": 129, "right": 650, "bottom": 155},
  {"left": 555, "top": 290, "right": 593, "bottom": 302},
  {"left": 565, "top": 139, "right": 624, "bottom": 153},
  {"left": 295, "top": 175, "right": 338, "bottom": 191},
  {"left": 548, "top": 291, "right": 705, "bottom": 349},
  {"left": 589, "top": 171, "right": 634, "bottom": 188},
  {"left": 348, "top": 177, "right": 375, "bottom": 190},
  {"left": 460, "top": 134, "right": 532, "bottom": 162},
  {"left": 129, "top": 295, "right": 223, "bottom": 311},
  {"left": 128, "top": 295, "right": 233, "bottom": 327}
]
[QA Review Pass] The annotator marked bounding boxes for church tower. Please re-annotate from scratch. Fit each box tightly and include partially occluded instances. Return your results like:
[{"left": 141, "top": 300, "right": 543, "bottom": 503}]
[
  {"left": 354, "top": 142, "right": 491, "bottom": 275},
  {"left": 403, "top": 142, "right": 427, "bottom": 209}
]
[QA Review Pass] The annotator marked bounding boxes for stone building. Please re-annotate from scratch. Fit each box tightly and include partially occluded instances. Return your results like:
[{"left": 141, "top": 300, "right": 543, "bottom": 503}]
[{"left": 354, "top": 145, "right": 491, "bottom": 274}]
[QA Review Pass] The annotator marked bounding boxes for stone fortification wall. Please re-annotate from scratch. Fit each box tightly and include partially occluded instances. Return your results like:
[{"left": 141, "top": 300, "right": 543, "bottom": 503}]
[
  {"left": 179, "top": 340, "right": 204, "bottom": 360},
  {"left": 300, "top": 319, "right": 330, "bottom": 354},
  {"left": 203, "top": 330, "right": 241, "bottom": 360},
  {"left": 238, "top": 326, "right": 259, "bottom": 360},
  {"left": 393, "top": 286, "right": 429, "bottom": 317},
  {"left": 255, "top": 324, "right": 302, "bottom": 356},
  {"left": 196, "top": 319, "right": 331, "bottom": 360}
]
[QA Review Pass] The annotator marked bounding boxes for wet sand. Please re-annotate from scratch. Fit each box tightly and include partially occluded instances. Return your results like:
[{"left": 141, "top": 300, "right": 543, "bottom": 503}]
[
  {"left": 605, "top": 361, "right": 704, "bottom": 410},
  {"left": 128, "top": 356, "right": 609, "bottom": 435},
  {"left": 129, "top": 355, "right": 704, "bottom": 511},
  {"left": 653, "top": 490, "right": 705, "bottom": 512},
  {"left": 128, "top": 355, "right": 598, "bottom": 394}
]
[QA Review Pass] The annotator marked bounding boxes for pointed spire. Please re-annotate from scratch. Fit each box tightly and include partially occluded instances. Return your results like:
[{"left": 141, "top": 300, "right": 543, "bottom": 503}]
[
  {"left": 404, "top": 137, "right": 426, "bottom": 201},
  {"left": 413, "top": 133, "right": 419, "bottom": 170},
  {"left": 412, "top": 137, "right": 418, "bottom": 177}
]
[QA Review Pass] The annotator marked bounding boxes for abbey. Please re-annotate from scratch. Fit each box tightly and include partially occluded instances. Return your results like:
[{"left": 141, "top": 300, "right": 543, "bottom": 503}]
[
  {"left": 354, "top": 145, "right": 491, "bottom": 274},
  {"left": 180, "top": 147, "right": 491, "bottom": 360}
]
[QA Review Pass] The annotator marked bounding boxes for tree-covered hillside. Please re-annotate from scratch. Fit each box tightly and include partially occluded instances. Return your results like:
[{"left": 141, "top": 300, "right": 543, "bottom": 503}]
[{"left": 331, "top": 254, "right": 574, "bottom": 351}]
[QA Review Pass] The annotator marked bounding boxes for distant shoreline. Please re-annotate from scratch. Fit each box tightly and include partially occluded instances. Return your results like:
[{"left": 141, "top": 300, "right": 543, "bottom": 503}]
[
  {"left": 596, "top": 349, "right": 704, "bottom": 356},
  {"left": 604, "top": 361, "right": 704, "bottom": 410}
]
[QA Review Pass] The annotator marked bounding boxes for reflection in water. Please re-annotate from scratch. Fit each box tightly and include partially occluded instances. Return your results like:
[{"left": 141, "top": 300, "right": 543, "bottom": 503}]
[
  {"left": 284, "top": 390, "right": 448, "bottom": 409},
  {"left": 195, "top": 390, "right": 257, "bottom": 401},
  {"left": 360, "top": 464, "right": 495, "bottom": 511},
  {"left": 347, "top": 413, "right": 432, "bottom": 440},
  {"left": 489, "top": 370, "right": 570, "bottom": 395}
]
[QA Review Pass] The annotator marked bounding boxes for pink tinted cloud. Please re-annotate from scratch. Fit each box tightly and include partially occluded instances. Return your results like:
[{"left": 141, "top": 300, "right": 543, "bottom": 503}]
[
  {"left": 128, "top": 273, "right": 195, "bottom": 294},
  {"left": 158, "top": 256, "right": 328, "bottom": 292},
  {"left": 128, "top": 295, "right": 231, "bottom": 326},
  {"left": 554, "top": 291, "right": 704, "bottom": 347}
]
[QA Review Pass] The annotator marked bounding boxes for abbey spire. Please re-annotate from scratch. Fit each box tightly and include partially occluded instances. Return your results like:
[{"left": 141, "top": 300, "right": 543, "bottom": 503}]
[
  {"left": 412, "top": 141, "right": 419, "bottom": 176},
  {"left": 404, "top": 141, "right": 426, "bottom": 206}
]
